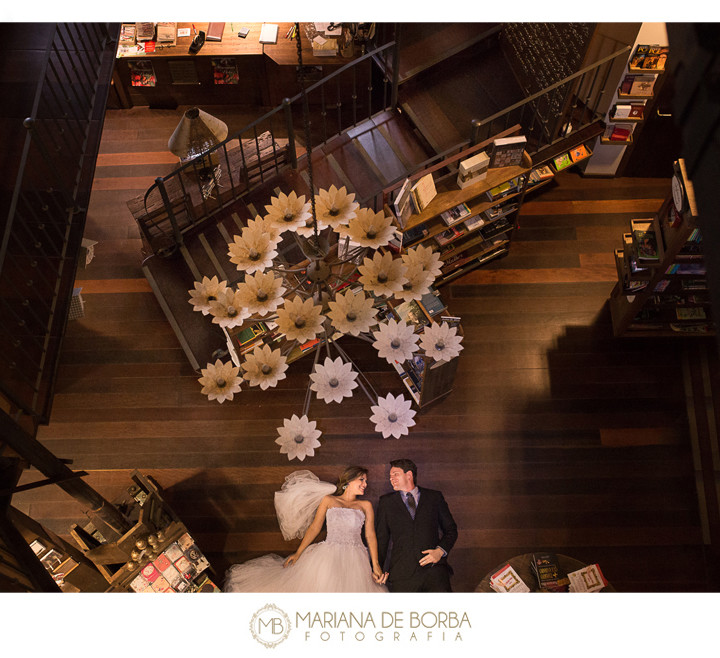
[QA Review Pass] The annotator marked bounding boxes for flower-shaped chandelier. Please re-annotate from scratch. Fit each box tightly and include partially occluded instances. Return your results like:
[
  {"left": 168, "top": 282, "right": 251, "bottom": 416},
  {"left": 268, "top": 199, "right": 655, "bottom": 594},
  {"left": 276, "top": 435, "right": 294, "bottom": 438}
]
[{"left": 184, "top": 24, "right": 463, "bottom": 460}]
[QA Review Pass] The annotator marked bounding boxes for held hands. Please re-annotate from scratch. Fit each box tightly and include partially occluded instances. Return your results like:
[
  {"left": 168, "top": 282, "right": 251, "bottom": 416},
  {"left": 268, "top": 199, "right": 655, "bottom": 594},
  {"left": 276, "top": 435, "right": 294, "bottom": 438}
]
[
  {"left": 418, "top": 547, "right": 444, "bottom": 567},
  {"left": 372, "top": 563, "right": 388, "bottom": 585}
]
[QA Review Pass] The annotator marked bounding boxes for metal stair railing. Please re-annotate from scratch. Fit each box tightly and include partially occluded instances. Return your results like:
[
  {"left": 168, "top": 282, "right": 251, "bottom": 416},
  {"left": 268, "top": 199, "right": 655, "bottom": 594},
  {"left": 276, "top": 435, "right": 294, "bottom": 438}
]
[
  {"left": 135, "top": 39, "right": 400, "bottom": 257},
  {"left": 0, "top": 23, "right": 119, "bottom": 423}
]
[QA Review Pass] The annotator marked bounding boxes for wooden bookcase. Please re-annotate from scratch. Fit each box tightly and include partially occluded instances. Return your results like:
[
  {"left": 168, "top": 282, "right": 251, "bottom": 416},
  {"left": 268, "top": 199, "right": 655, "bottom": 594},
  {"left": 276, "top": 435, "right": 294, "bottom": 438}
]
[
  {"left": 69, "top": 471, "right": 218, "bottom": 592},
  {"left": 609, "top": 159, "right": 714, "bottom": 337},
  {"left": 391, "top": 133, "right": 532, "bottom": 286}
]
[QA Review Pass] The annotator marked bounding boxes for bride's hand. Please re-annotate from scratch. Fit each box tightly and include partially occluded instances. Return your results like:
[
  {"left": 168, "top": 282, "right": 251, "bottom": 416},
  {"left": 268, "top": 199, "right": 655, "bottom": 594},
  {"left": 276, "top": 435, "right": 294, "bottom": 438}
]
[
  {"left": 283, "top": 553, "right": 299, "bottom": 568},
  {"left": 372, "top": 563, "right": 385, "bottom": 583}
]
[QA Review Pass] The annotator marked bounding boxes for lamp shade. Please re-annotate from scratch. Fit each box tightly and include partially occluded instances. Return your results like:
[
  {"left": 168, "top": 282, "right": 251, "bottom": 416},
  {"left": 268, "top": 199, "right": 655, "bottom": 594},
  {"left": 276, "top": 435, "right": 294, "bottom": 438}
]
[{"left": 168, "top": 107, "right": 229, "bottom": 159}]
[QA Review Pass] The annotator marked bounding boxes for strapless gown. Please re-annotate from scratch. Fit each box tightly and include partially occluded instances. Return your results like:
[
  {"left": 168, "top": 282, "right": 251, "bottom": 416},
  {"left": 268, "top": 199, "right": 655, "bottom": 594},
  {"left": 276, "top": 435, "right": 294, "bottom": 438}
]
[{"left": 223, "top": 507, "right": 388, "bottom": 592}]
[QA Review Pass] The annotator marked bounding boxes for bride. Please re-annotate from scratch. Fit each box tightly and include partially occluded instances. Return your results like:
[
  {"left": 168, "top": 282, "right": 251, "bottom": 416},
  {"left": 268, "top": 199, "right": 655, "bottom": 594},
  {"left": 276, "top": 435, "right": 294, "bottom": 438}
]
[{"left": 224, "top": 466, "right": 388, "bottom": 592}]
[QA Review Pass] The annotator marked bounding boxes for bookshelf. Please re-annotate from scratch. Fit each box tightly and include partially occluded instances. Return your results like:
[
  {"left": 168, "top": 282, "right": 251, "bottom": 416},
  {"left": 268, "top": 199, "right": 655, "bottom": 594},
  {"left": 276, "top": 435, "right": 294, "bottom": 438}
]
[
  {"left": 69, "top": 471, "right": 219, "bottom": 592},
  {"left": 391, "top": 134, "right": 532, "bottom": 286},
  {"left": 387, "top": 291, "right": 461, "bottom": 408},
  {"left": 609, "top": 159, "right": 714, "bottom": 337}
]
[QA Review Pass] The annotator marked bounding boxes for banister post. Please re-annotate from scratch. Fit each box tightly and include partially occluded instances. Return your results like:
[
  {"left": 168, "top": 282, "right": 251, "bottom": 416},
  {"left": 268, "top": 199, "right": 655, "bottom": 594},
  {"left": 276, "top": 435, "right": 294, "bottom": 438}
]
[{"left": 155, "top": 177, "right": 183, "bottom": 248}]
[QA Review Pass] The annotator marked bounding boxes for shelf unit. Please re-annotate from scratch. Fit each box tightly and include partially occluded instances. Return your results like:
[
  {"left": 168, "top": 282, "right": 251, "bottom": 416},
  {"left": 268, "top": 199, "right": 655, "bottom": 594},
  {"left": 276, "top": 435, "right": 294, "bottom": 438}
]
[
  {"left": 393, "top": 141, "right": 532, "bottom": 286},
  {"left": 609, "top": 159, "right": 714, "bottom": 337}
]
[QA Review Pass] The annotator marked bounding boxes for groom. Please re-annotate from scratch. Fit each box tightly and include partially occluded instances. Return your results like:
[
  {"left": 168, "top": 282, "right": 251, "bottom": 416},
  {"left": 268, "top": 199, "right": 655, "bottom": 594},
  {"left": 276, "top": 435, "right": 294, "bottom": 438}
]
[{"left": 375, "top": 458, "right": 458, "bottom": 592}]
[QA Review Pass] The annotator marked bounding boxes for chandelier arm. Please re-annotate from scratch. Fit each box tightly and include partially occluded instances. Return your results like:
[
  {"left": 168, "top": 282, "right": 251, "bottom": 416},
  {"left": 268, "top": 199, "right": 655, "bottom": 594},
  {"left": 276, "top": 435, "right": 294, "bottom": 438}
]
[
  {"left": 268, "top": 265, "right": 308, "bottom": 274},
  {"left": 352, "top": 331, "right": 376, "bottom": 344},
  {"left": 301, "top": 337, "right": 324, "bottom": 417},
  {"left": 281, "top": 338, "right": 300, "bottom": 358},
  {"left": 331, "top": 339, "right": 379, "bottom": 403}
]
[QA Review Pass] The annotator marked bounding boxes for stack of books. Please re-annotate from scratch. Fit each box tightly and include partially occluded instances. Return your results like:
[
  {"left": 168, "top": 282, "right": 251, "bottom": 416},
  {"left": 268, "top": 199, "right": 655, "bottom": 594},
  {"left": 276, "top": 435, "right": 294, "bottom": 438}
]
[
  {"left": 489, "top": 564, "right": 530, "bottom": 592},
  {"left": 531, "top": 552, "right": 569, "bottom": 592},
  {"left": 440, "top": 202, "right": 471, "bottom": 226}
]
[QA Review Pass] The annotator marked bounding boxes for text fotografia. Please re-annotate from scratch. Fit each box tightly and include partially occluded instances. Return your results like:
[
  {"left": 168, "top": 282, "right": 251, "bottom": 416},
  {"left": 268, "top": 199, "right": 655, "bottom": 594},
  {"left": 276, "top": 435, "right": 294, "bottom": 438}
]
[{"left": 296, "top": 610, "right": 471, "bottom": 642}]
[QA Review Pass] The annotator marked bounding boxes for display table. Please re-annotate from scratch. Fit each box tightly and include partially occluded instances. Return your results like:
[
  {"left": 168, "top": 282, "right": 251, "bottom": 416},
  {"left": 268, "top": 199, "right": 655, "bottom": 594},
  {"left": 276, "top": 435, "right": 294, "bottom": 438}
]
[
  {"left": 475, "top": 553, "right": 614, "bottom": 593},
  {"left": 111, "top": 22, "right": 361, "bottom": 109}
]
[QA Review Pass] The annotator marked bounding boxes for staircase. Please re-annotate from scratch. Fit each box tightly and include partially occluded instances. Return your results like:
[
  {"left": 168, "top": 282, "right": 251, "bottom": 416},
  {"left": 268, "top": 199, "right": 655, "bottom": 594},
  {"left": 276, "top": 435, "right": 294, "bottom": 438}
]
[{"left": 142, "top": 109, "right": 434, "bottom": 370}]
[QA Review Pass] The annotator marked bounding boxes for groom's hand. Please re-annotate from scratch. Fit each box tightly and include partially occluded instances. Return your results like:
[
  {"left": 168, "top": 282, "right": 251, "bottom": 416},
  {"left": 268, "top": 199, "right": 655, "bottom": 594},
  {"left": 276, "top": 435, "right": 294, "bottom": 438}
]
[
  {"left": 376, "top": 571, "right": 389, "bottom": 585},
  {"left": 419, "top": 548, "right": 444, "bottom": 566}
]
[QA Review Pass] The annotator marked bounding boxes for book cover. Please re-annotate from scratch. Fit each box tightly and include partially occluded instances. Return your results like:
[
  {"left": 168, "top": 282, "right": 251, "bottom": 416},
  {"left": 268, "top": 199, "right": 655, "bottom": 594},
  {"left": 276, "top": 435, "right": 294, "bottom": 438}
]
[
  {"left": 531, "top": 553, "right": 569, "bottom": 592},
  {"left": 569, "top": 144, "right": 590, "bottom": 162},
  {"left": 629, "top": 75, "right": 656, "bottom": 96},
  {"left": 489, "top": 136, "right": 527, "bottom": 168},
  {"left": 128, "top": 60, "right": 156, "bottom": 87},
  {"left": 567, "top": 564, "right": 608, "bottom": 592},
  {"left": 410, "top": 173, "right": 437, "bottom": 213},
  {"left": 401, "top": 224, "right": 428, "bottom": 246},
  {"left": 212, "top": 58, "right": 239, "bottom": 85},
  {"left": 552, "top": 152, "right": 573, "bottom": 172},
  {"left": 486, "top": 180, "right": 514, "bottom": 200},
  {"left": 490, "top": 564, "right": 531, "bottom": 593},
  {"left": 676, "top": 307, "right": 706, "bottom": 320},
  {"left": 464, "top": 215, "right": 485, "bottom": 232},
  {"left": 435, "top": 226, "right": 465, "bottom": 246},
  {"left": 457, "top": 151, "right": 490, "bottom": 188},
  {"left": 440, "top": 202, "right": 471, "bottom": 226},
  {"left": 206, "top": 22, "right": 225, "bottom": 41},
  {"left": 156, "top": 22, "right": 176, "bottom": 44},
  {"left": 120, "top": 24, "right": 136, "bottom": 44},
  {"left": 631, "top": 219, "right": 660, "bottom": 262},
  {"left": 153, "top": 554, "right": 172, "bottom": 572},
  {"left": 395, "top": 300, "right": 430, "bottom": 330},
  {"left": 419, "top": 290, "right": 445, "bottom": 317},
  {"left": 628, "top": 104, "right": 645, "bottom": 119},
  {"left": 613, "top": 104, "right": 632, "bottom": 119},
  {"left": 135, "top": 22, "right": 155, "bottom": 42},
  {"left": 259, "top": 23, "right": 279, "bottom": 44},
  {"left": 163, "top": 542, "right": 185, "bottom": 563},
  {"left": 393, "top": 179, "right": 414, "bottom": 228}
]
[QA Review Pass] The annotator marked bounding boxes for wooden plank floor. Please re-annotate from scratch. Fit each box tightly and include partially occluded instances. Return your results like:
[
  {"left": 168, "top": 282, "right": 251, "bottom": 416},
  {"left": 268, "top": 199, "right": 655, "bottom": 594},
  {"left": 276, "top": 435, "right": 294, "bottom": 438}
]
[{"left": 11, "top": 105, "right": 719, "bottom": 593}]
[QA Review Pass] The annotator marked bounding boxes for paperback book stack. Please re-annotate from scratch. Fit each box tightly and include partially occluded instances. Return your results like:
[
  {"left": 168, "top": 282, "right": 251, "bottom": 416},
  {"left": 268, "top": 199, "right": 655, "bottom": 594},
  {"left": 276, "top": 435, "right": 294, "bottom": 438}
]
[
  {"left": 457, "top": 151, "right": 490, "bottom": 189},
  {"left": 489, "top": 564, "right": 530, "bottom": 592},
  {"left": 531, "top": 552, "right": 570, "bottom": 592},
  {"left": 567, "top": 564, "right": 608, "bottom": 592}
]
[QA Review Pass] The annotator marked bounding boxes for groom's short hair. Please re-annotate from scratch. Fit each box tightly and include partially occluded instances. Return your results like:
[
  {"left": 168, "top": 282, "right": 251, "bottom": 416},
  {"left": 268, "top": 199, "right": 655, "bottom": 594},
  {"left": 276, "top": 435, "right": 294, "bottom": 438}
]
[{"left": 390, "top": 458, "right": 417, "bottom": 484}]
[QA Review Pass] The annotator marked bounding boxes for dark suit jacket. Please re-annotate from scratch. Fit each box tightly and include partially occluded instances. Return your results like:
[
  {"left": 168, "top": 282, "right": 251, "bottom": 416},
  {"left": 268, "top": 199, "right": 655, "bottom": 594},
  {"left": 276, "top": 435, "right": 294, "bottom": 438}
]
[{"left": 375, "top": 487, "right": 458, "bottom": 587}]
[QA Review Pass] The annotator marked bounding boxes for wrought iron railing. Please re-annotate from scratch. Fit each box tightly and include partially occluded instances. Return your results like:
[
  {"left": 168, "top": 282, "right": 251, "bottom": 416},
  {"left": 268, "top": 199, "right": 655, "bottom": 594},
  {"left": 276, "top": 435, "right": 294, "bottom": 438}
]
[
  {"left": 134, "top": 39, "right": 400, "bottom": 256},
  {"left": 0, "top": 23, "right": 118, "bottom": 422}
]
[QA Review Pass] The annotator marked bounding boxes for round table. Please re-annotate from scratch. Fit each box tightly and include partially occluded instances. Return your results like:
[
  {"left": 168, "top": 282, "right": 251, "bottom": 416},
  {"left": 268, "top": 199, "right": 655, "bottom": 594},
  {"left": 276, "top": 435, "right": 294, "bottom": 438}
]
[{"left": 475, "top": 553, "right": 614, "bottom": 592}]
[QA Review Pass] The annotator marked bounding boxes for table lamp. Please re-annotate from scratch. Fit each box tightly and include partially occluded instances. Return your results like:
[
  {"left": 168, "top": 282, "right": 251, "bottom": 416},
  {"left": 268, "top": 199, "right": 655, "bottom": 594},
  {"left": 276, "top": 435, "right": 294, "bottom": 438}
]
[{"left": 168, "top": 107, "right": 228, "bottom": 164}]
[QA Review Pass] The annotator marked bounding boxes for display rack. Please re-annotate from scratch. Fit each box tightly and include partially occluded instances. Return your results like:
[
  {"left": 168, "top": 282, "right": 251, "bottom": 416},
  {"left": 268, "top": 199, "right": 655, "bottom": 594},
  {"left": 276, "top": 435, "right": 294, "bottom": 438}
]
[{"left": 609, "top": 159, "right": 714, "bottom": 337}]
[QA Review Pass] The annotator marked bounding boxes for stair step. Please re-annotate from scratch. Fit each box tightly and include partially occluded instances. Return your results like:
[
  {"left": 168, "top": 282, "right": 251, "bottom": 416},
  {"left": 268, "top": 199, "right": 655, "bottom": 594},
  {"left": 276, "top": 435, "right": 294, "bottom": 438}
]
[
  {"left": 321, "top": 132, "right": 384, "bottom": 202},
  {"left": 370, "top": 110, "right": 434, "bottom": 174},
  {"left": 393, "top": 23, "right": 503, "bottom": 84},
  {"left": 347, "top": 121, "right": 409, "bottom": 187},
  {"left": 401, "top": 91, "right": 464, "bottom": 155}
]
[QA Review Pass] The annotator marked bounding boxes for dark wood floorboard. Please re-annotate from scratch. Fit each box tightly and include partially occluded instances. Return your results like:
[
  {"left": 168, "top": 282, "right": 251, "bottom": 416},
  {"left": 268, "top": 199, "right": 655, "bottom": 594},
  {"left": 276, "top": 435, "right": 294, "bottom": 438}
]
[{"left": 10, "top": 105, "right": 720, "bottom": 595}]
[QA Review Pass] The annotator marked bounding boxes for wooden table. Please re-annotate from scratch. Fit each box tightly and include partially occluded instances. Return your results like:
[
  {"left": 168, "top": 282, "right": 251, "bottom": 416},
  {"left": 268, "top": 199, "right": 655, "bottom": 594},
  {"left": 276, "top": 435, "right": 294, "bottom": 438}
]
[
  {"left": 475, "top": 553, "right": 614, "bottom": 593},
  {"left": 111, "top": 22, "right": 359, "bottom": 109}
]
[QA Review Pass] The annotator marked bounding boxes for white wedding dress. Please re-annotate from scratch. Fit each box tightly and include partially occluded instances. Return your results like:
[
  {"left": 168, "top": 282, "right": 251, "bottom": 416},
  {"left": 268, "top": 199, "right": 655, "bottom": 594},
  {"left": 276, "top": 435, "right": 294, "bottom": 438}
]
[{"left": 224, "top": 471, "right": 387, "bottom": 593}]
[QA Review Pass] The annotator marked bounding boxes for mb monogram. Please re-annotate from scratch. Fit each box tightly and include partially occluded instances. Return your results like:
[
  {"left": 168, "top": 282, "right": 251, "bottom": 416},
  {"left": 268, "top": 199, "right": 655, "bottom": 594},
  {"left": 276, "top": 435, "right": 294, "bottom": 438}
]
[{"left": 250, "top": 604, "right": 292, "bottom": 648}]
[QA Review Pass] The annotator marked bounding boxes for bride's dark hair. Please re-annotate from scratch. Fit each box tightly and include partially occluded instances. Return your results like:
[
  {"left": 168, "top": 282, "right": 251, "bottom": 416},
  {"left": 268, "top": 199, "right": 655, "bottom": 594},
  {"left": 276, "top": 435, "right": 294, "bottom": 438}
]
[{"left": 334, "top": 466, "right": 368, "bottom": 495}]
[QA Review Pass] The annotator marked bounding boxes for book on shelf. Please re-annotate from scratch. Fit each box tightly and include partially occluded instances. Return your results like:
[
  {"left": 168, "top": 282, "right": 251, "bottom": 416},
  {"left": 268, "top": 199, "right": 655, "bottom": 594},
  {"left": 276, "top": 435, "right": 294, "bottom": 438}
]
[
  {"left": 670, "top": 323, "right": 713, "bottom": 334},
  {"left": 569, "top": 143, "right": 590, "bottom": 162},
  {"left": 402, "top": 224, "right": 429, "bottom": 246},
  {"left": 621, "top": 74, "right": 656, "bottom": 96},
  {"left": 259, "top": 23, "right": 279, "bottom": 44},
  {"left": 393, "top": 178, "right": 415, "bottom": 229},
  {"left": 666, "top": 262, "right": 706, "bottom": 276},
  {"left": 489, "top": 564, "right": 531, "bottom": 593},
  {"left": 653, "top": 279, "right": 671, "bottom": 293},
  {"left": 681, "top": 278, "right": 708, "bottom": 291},
  {"left": 484, "top": 203, "right": 517, "bottom": 222},
  {"left": 439, "top": 315, "right": 462, "bottom": 328},
  {"left": 395, "top": 300, "right": 431, "bottom": 330},
  {"left": 631, "top": 217, "right": 664, "bottom": 264},
  {"left": 457, "top": 151, "right": 490, "bottom": 189},
  {"left": 552, "top": 152, "right": 573, "bottom": 172},
  {"left": 486, "top": 177, "right": 519, "bottom": 201},
  {"left": 603, "top": 124, "right": 633, "bottom": 142},
  {"left": 405, "top": 354, "right": 426, "bottom": 389},
  {"left": 676, "top": 307, "right": 707, "bottom": 320},
  {"left": 629, "top": 104, "right": 645, "bottom": 119},
  {"left": 440, "top": 202, "right": 471, "bottom": 226},
  {"left": 567, "top": 564, "right": 608, "bottom": 593},
  {"left": 530, "top": 553, "right": 569, "bottom": 592},
  {"left": 613, "top": 103, "right": 633, "bottom": 119},
  {"left": 419, "top": 290, "right": 446, "bottom": 317},
  {"left": 463, "top": 214, "right": 485, "bottom": 232},
  {"left": 312, "top": 35, "right": 338, "bottom": 56},
  {"left": 480, "top": 217, "right": 513, "bottom": 240},
  {"left": 435, "top": 225, "right": 466, "bottom": 247},
  {"left": 489, "top": 135, "right": 527, "bottom": 168},
  {"left": 206, "top": 22, "right": 225, "bottom": 41},
  {"left": 410, "top": 173, "right": 437, "bottom": 213},
  {"left": 631, "top": 44, "right": 668, "bottom": 71},
  {"left": 528, "top": 164, "right": 554, "bottom": 184},
  {"left": 212, "top": 58, "right": 239, "bottom": 85}
]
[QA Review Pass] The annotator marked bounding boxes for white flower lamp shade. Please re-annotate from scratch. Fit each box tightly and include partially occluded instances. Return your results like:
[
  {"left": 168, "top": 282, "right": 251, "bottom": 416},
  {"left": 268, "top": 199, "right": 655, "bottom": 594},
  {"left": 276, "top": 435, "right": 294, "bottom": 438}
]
[
  {"left": 264, "top": 190, "right": 312, "bottom": 234},
  {"left": 420, "top": 322, "right": 464, "bottom": 363},
  {"left": 247, "top": 214, "right": 281, "bottom": 244},
  {"left": 327, "top": 288, "right": 378, "bottom": 336},
  {"left": 235, "top": 271, "right": 287, "bottom": 316},
  {"left": 198, "top": 359, "right": 242, "bottom": 403},
  {"left": 315, "top": 185, "right": 359, "bottom": 229},
  {"left": 370, "top": 393, "right": 416, "bottom": 439},
  {"left": 227, "top": 226, "right": 278, "bottom": 274},
  {"left": 275, "top": 414, "right": 322, "bottom": 461},
  {"left": 275, "top": 295, "right": 326, "bottom": 343},
  {"left": 395, "top": 263, "right": 435, "bottom": 302},
  {"left": 242, "top": 344, "right": 288, "bottom": 389},
  {"left": 403, "top": 243, "right": 443, "bottom": 278},
  {"left": 342, "top": 207, "right": 396, "bottom": 248},
  {"left": 188, "top": 275, "right": 229, "bottom": 315},
  {"left": 358, "top": 251, "right": 407, "bottom": 297},
  {"left": 372, "top": 318, "right": 419, "bottom": 363},
  {"left": 207, "top": 288, "right": 249, "bottom": 328},
  {"left": 310, "top": 356, "right": 359, "bottom": 403}
]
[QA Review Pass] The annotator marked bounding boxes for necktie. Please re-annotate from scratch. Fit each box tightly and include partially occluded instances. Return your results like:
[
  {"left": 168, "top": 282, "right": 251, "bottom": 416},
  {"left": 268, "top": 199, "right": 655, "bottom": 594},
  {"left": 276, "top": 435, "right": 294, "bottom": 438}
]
[{"left": 406, "top": 492, "right": 416, "bottom": 519}]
